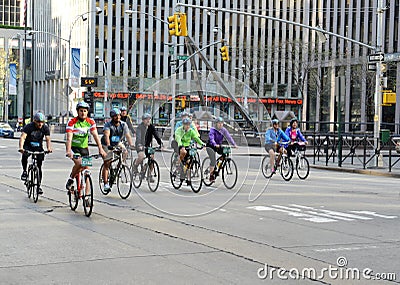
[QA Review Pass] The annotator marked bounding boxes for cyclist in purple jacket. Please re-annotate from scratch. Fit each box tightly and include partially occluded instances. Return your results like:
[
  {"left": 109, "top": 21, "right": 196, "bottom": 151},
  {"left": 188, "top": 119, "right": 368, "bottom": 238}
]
[
  {"left": 285, "top": 118, "right": 308, "bottom": 157},
  {"left": 206, "top": 117, "right": 238, "bottom": 181}
]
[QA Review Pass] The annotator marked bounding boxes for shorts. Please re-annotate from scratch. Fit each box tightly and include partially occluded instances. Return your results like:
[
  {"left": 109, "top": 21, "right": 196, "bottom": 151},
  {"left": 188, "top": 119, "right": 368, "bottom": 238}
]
[
  {"left": 264, "top": 144, "right": 276, "bottom": 153},
  {"left": 71, "top": 147, "right": 89, "bottom": 157},
  {"left": 103, "top": 142, "right": 125, "bottom": 161}
]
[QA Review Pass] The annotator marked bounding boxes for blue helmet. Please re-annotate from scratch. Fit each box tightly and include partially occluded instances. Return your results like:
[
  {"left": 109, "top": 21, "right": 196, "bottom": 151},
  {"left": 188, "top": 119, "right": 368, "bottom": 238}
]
[
  {"left": 110, "top": 108, "right": 121, "bottom": 117},
  {"left": 33, "top": 112, "right": 45, "bottom": 122},
  {"left": 180, "top": 111, "right": 189, "bottom": 118},
  {"left": 76, "top": 101, "right": 90, "bottom": 111},
  {"left": 215, "top": 116, "right": 224, "bottom": 123},
  {"left": 142, "top": 113, "right": 151, "bottom": 120},
  {"left": 271, "top": 119, "right": 279, "bottom": 124},
  {"left": 182, "top": 118, "right": 192, "bottom": 125}
]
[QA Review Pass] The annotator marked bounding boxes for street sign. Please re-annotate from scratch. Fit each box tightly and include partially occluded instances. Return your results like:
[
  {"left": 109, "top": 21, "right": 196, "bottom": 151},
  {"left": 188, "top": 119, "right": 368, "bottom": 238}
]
[
  {"left": 384, "top": 52, "right": 400, "bottom": 62},
  {"left": 177, "top": 55, "right": 189, "bottom": 60},
  {"left": 368, "top": 53, "right": 384, "bottom": 62},
  {"left": 368, "top": 63, "right": 377, "bottom": 71}
]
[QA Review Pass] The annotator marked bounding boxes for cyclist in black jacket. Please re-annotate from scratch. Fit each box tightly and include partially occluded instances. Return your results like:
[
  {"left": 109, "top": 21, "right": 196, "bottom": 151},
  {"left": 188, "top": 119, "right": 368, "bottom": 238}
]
[{"left": 132, "top": 113, "right": 163, "bottom": 174}]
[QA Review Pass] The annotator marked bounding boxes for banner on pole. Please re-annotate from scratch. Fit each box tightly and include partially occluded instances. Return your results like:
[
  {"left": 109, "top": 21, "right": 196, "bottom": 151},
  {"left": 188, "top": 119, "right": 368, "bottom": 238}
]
[
  {"left": 70, "top": 48, "right": 80, "bottom": 79},
  {"left": 9, "top": 63, "right": 17, "bottom": 95}
]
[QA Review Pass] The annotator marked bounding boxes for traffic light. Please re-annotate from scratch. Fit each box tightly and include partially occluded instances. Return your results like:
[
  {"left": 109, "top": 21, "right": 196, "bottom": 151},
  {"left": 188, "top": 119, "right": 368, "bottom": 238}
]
[
  {"left": 220, "top": 46, "right": 230, "bottom": 61},
  {"left": 168, "top": 14, "right": 178, "bottom": 36},
  {"left": 175, "top": 98, "right": 186, "bottom": 109},
  {"left": 168, "top": 13, "right": 188, "bottom": 37},
  {"left": 177, "top": 13, "right": 188, "bottom": 37}
]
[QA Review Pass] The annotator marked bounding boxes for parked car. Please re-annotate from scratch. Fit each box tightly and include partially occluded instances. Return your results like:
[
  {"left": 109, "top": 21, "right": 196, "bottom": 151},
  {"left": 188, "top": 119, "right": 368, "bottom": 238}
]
[{"left": 0, "top": 122, "right": 14, "bottom": 138}]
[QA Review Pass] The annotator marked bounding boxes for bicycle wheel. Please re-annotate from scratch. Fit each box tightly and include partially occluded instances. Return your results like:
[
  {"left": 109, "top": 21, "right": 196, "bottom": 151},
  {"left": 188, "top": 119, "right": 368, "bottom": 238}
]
[
  {"left": 68, "top": 182, "right": 79, "bottom": 211},
  {"left": 32, "top": 166, "right": 40, "bottom": 203},
  {"left": 82, "top": 174, "right": 94, "bottom": 217},
  {"left": 280, "top": 156, "right": 294, "bottom": 181},
  {"left": 99, "top": 164, "right": 110, "bottom": 195},
  {"left": 147, "top": 160, "right": 160, "bottom": 192},
  {"left": 132, "top": 159, "right": 143, "bottom": 188},
  {"left": 117, "top": 165, "right": 132, "bottom": 199},
  {"left": 261, "top": 155, "right": 273, "bottom": 179},
  {"left": 189, "top": 160, "right": 202, "bottom": 193},
  {"left": 296, "top": 156, "right": 310, "bottom": 180},
  {"left": 26, "top": 166, "right": 33, "bottom": 198},
  {"left": 222, "top": 159, "right": 238, "bottom": 189},
  {"left": 201, "top": 157, "right": 213, "bottom": 186},
  {"left": 170, "top": 154, "right": 183, "bottom": 189}
]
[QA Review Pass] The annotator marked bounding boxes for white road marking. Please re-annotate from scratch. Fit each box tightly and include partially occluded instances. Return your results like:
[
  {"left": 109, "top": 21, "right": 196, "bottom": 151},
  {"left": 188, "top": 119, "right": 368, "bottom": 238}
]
[
  {"left": 248, "top": 204, "right": 395, "bottom": 224},
  {"left": 314, "top": 245, "right": 378, "bottom": 252},
  {"left": 350, "top": 211, "right": 398, "bottom": 219}
]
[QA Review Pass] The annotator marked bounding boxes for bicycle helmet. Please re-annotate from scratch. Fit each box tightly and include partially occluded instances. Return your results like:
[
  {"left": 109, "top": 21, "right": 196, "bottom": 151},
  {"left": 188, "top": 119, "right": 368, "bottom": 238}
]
[
  {"left": 142, "top": 113, "right": 151, "bottom": 120},
  {"left": 33, "top": 112, "right": 45, "bottom": 122},
  {"left": 182, "top": 118, "right": 192, "bottom": 125},
  {"left": 180, "top": 111, "right": 189, "bottom": 118},
  {"left": 271, "top": 119, "right": 279, "bottom": 124},
  {"left": 215, "top": 117, "right": 224, "bottom": 123},
  {"left": 290, "top": 117, "right": 298, "bottom": 126},
  {"left": 120, "top": 106, "right": 127, "bottom": 111},
  {"left": 76, "top": 101, "right": 90, "bottom": 111},
  {"left": 110, "top": 108, "right": 121, "bottom": 117}
]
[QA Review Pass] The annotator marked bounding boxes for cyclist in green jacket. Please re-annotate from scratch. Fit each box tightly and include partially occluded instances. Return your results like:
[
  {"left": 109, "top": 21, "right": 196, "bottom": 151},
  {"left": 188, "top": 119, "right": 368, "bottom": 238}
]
[{"left": 175, "top": 118, "right": 205, "bottom": 163}]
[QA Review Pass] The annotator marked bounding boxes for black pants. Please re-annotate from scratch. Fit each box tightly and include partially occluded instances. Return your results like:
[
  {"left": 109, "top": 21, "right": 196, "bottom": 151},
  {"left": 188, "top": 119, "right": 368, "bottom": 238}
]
[{"left": 22, "top": 152, "right": 44, "bottom": 184}]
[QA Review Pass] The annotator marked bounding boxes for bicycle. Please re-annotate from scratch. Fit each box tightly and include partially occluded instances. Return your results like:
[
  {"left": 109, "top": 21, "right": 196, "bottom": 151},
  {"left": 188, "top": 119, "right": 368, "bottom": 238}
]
[
  {"left": 170, "top": 143, "right": 203, "bottom": 193},
  {"left": 99, "top": 147, "right": 132, "bottom": 199},
  {"left": 23, "top": 150, "right": 50, "bottom": 203},
  {"left": 131, "top": 146, "right": 161, "bottom": 192},
  {"left": 262, "top": 142, "right": 294, "bottom": 181},
  {"left": 202, "top": 146, "right": 238, "bottom": 189},
  {"left": 68, "top": 153, "right": 100, "bottom": 217},
  {"left": 289, "top": 142, "right": 310, "bottom": 179}
]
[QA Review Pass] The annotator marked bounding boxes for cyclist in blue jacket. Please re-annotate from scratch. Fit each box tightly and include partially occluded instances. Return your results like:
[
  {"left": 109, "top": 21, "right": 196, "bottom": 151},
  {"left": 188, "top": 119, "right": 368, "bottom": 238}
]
[{"left": 264, "top": 119, "right": 289, "bottom": 173}]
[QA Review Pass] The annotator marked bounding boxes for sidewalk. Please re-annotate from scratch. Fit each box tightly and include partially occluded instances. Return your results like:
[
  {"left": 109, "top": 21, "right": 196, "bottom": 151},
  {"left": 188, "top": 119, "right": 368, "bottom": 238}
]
[{"left": 9, "top": 132, "right": 400, "bottom": 178}]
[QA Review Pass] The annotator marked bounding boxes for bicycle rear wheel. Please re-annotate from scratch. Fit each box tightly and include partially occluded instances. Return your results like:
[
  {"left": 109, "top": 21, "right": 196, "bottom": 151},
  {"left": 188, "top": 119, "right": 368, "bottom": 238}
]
[
  {"left": 189, "top": 160, "right": 202, "bottom": 193},
  {"left": 132, "top": 159, "right": 143, "bottom": 188},
  {"left": 83, "top": 174, "right": 94, "bottom": 217},
  {"left": 280, "top": 156, "right": 294, "bottom": 181},
  {"left": 222, "top": 159, "right": 238, "bottom": 189},
  {"left": 261, "top": 155, "right": 273, "bottom": 179},
  {"left": 147, "top": 160, "right": 160, "bottom": 192},
  {"left": 170, "top": 153, "right": 183, "bottom": 189},
  {"left": 296, "top": 156, "right": 310, "bottom": 180},
  {"left": 117, "top": 165, "right": 132, "bottom": 199},
  {"left": 201, "top": 157, "right": 213, "bottom": 186},
  {"left": 32, "top": 166, "right": 40, "bottom": 203},
  {"left": 99, "top": 164, "right": 110, "bottom": 195}
]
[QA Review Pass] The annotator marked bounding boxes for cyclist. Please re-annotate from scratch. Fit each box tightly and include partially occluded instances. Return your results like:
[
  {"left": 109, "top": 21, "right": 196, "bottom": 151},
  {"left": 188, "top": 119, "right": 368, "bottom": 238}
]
[
  {"left": 132, "top": 113, "right": 163, "bottom": 179},
  {"left": 285, "top": 117, "right": 308, "bottom": 157},
  {"left": 175, "top": 118, "right": 206, "bottom": 165},
  {"left": 206, "top": 117, "right": 238, "bottom": 182},
  {"left": 175, "top": 111, "right": 200, "bottom": 136},
  {"left": 65, "top": 102, "right": 106, "bottom": 192},
  {"left": 264, "top": 119, "right": 290, "bottom": 173},
  {"left": 120, "top": 106, "right": 135, "bottom": 136},
  {"left": 101, "top": 108, "right": 134, "bottom": 192},
  {"left": 18, "top": 112, "right": 53, "bottom": 194}
]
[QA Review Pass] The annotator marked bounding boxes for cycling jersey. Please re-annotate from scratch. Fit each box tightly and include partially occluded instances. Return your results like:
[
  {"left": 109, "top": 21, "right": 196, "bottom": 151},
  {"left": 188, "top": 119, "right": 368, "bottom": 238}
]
[
  {"left": 22, "top": 122, "right": 50, "bottom": 151},
  {"left": 66, "top": 117, "right": 97, "bottom": 148},
  {"left": 101, "top": 121, "right": 128, "bottom": 147},
  {"left": 175, "top": 126, "right": 204, "bottom": 147},
  {"left": 135, "top": 122, "right": 162, "bottom": 149}
]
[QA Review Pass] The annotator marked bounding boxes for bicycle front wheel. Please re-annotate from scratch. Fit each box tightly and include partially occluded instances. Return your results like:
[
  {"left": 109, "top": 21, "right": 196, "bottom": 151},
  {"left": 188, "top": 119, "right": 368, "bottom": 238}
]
[
  {"left": 26, "top": 166, "right": 33, "bottom": 198},
  {"left": 31, "top": 166, "right": 40, "bottom": 203},
  {"left": 99, "top": 164, "right": 110, "bottom": 195},
  {"left": 170, "top": 153, "right": 183, "bottom": 189},
  {"left": 117, "top": 165, "right": 132, "bottom": 199},
  {"left": 82, "top": 174, "right": 94, "bottom": 217},
  {"left": 201, "top": 157, "right": 213, "bottom": 186},
  {"left": 132, "top": 159, "right": 143, "bottom": 189},
  {"left": 222, "top": 159, "right": 238, "bottom": 189},
  {"left": 296, "top": 156, "right": 310, "bottom": 180},
  {"left": 147, "top": 160, "right": 160, "bottom": 192},
  {"left": 280, "top": 156, "right": 294, "bottom": 181},
  {"left": 261, "top": 155, "right": 273, "bottom": 179},
  {"left": 68, "top": 180, "right": 78, "bottom": 211},
  {"left": 189, "top": 160, "right": 203, "bottom": 193}
]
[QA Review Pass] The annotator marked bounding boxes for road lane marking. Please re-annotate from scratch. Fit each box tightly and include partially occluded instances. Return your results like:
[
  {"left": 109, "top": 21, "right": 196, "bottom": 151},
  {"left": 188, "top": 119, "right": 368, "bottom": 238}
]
[
  {"left": 350, "top": 211, "right": 398, "bottom": 219},
  {"left": 314, "top": 245, "right": 379, "bottom": 252}
]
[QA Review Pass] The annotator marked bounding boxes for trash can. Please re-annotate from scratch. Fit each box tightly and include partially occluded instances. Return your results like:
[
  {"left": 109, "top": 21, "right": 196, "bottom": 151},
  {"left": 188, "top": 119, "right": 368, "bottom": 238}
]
[{"left": 380, "top": 129, "right": 390, "bottom": 143}]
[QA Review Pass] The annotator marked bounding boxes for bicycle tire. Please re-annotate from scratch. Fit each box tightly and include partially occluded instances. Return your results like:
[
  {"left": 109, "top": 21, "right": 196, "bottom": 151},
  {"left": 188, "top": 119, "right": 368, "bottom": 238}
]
[
  {"left": 117, "top": 165, "right": 132, "bottom": 199},
  {"left": 280, "top": 156, "right": 294, "bottom": 181},
  {"left": 222, "top": 158, "right": 238, "bottom": 189},
  {"left": 99, "top": 164, "right": 110, "bottom": 195},
  {"left": 261, "top": 155, "right": 274, "bottom": 179},
  {"left": 26, "top": 166, "right": 33, "bottom": 198},
  {"left": 170, "top": 153, "right": 183, "bottom": 189},
  {"left": 296, "top": 156, "right": 310, "bottom": 180},
  {"left": 68, "top": 184, "right": 78, "bottom": 211},
  {"left": 147, "top": 160, "right": 160, "bottom": 192},
  {"left": 132, "top": 159, "right": 143, "bottom": 188},
  {"left": 189, "top": 160, "right": 203, "bottom": 193},
  {"left": 32, "top": 166, "right": 40, "bottom": 203},
  {"left": 201, "top": 157, "right": 213, "bottom": 186},
  {"left": 82, "top": 174, "right": 94, "bottom": 217}
]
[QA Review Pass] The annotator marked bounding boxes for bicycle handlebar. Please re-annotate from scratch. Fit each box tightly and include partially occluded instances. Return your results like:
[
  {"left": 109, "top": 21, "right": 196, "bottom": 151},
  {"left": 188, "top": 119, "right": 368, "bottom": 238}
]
[{"left": 24, "top": 150, "right": 51, "bottom": 155}]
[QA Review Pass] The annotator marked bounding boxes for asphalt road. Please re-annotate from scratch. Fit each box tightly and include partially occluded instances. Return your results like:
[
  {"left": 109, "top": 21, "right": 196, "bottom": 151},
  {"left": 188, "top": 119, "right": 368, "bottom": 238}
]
[{"left": 1, "top": 137, "right": 399, "bottom": 284}]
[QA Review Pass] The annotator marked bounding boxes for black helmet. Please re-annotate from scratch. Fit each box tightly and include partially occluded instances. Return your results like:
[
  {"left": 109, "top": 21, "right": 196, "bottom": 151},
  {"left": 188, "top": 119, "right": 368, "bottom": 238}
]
[
  {"left": 120, "top": 106, "right": 127, "bottom": 111},
  {"left": 271, "top": 119, "right": 279, "bottom": 124},
  {"left": 33, "top": 112, "right": 45, "bottom": 122},
  {"left": 290, "top": 117, "right": 298, "bottom": 126}
]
